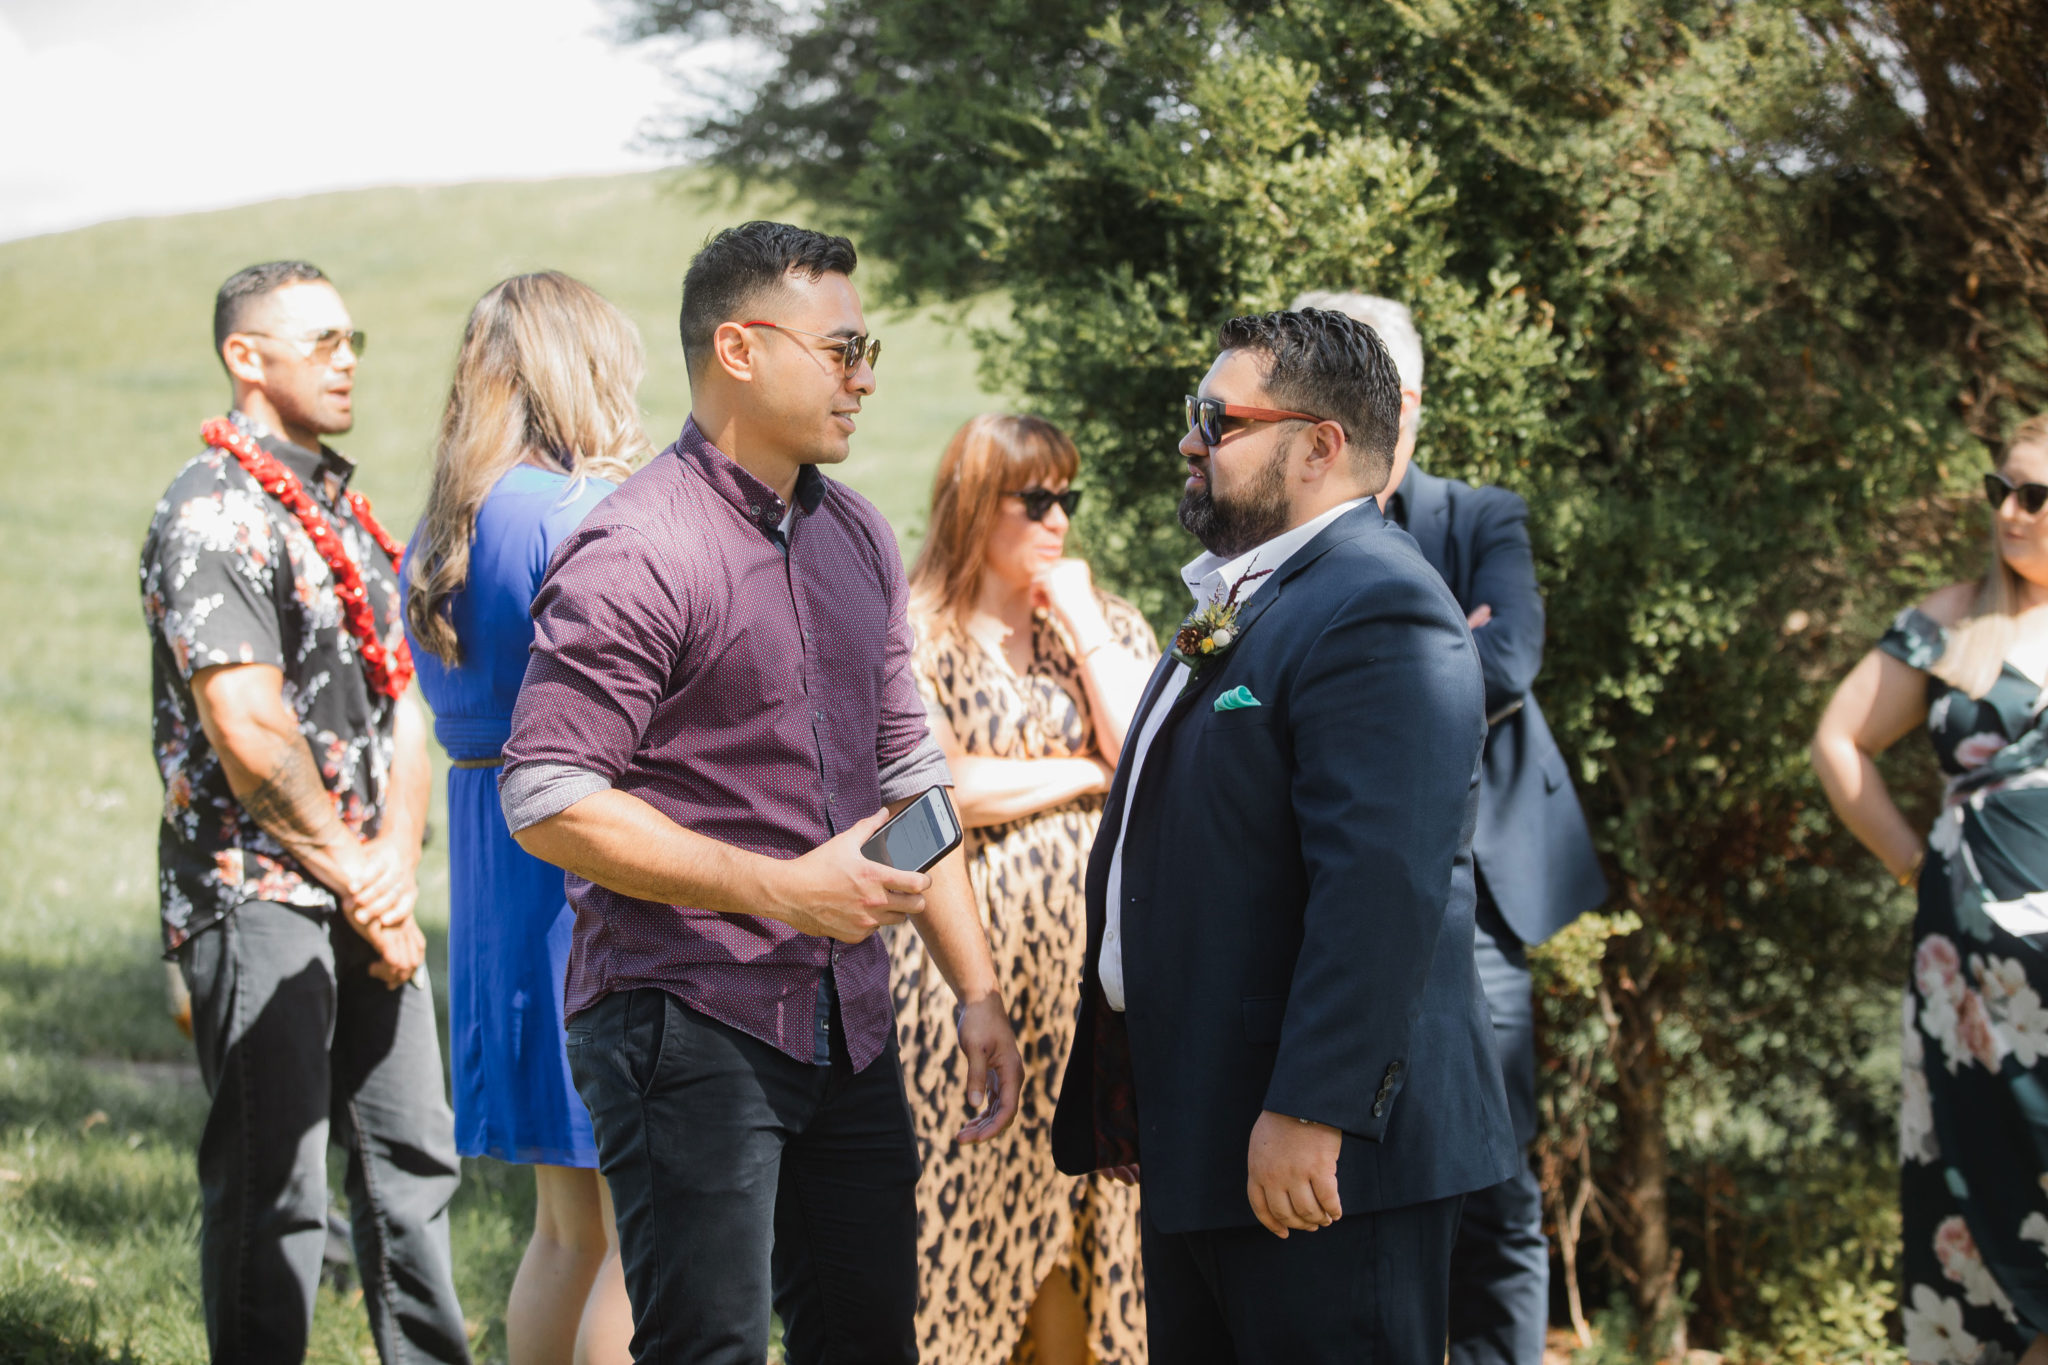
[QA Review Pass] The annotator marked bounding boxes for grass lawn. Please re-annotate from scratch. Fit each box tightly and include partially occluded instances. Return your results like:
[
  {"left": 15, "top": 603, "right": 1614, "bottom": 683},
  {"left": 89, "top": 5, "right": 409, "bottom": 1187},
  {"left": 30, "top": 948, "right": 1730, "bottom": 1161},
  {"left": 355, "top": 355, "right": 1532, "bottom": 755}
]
[{"left": 0, "top": 170, "right": 1003, "bottom": 1363}]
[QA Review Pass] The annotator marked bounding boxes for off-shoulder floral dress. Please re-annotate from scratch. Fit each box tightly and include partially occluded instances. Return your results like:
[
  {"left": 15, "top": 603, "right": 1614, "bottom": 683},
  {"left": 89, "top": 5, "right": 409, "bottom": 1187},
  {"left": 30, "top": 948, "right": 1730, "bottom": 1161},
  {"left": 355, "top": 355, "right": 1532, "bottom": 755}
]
[
  {"left": 890, "top": 593, "right": 1156, "bottom": 1365},
  {"left": 1882, "top": 607, "right": 2048, "bottom": 1363}
]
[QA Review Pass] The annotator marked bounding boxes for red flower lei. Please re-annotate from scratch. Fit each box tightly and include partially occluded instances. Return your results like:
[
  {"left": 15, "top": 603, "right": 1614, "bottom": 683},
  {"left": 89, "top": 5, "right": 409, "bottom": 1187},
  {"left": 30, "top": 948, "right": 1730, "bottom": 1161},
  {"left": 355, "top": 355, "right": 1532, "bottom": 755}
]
[{"left": 200, "top": 417, "right": 415, "bottom": 700}]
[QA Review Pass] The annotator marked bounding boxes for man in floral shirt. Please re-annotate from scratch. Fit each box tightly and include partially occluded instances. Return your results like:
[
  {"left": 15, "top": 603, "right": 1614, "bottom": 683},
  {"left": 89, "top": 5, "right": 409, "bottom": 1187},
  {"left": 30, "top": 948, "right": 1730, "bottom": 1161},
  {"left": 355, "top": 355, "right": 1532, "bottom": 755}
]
[{"left": 139, "top": 261, "right": 468, "bottom": 1363}]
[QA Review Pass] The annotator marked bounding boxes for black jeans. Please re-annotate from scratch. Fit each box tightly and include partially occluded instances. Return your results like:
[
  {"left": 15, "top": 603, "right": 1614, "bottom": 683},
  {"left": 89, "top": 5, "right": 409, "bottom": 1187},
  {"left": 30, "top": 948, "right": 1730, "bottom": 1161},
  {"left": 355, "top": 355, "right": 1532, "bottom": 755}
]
[
  {"left": 178, "top": 901, "right": 469, "bottom": 1363},
  {"left": 567, "top": 987, "right": 921, "bottom": 1365},
  {"left": 1447, "top": 893, "right": 1549, "bottom": 1365}
]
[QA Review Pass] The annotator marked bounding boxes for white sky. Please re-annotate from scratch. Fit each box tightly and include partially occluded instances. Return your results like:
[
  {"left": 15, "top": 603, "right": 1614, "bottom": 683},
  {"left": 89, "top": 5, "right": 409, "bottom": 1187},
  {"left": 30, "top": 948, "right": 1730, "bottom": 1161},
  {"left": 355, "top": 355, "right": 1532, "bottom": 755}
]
[{"left": 0, "top": 0, "right": 748, "bottom": 242}]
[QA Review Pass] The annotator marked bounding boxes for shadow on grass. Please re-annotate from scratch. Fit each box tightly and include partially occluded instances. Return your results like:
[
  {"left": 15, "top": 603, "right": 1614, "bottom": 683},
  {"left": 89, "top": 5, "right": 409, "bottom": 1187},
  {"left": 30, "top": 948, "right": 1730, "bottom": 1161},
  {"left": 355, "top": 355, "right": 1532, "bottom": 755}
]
[
  {"left": 0, "top": 919, "right": 491, "bottom": 1362},
  {"left": 0, "top": 948, "right": 187, "bottom": 1071},
  {"left": 21, "top": 1149, "right": 199, "bottom": 1240},
  {"left": 0, "top": 1282, "right": 143, "bottom": 1364}
]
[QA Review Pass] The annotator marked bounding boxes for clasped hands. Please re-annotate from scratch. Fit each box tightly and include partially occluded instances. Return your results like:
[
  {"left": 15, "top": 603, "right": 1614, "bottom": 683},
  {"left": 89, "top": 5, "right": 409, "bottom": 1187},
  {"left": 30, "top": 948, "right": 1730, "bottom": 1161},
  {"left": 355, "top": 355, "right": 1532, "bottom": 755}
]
[{"left": 325, "top": 830, "right": 424, "bottom": 989}]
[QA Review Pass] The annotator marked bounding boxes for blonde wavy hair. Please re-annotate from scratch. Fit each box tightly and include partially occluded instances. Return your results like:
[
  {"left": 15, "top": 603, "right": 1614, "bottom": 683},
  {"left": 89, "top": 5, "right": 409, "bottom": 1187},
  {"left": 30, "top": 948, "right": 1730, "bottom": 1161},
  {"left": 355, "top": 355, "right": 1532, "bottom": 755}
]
[
  {"left": 1932, "top": 413, "right": 2048, "bottom": 699},
  {"left": 406, "top": 272, "right": 649, "bottom": 664},
  {"left": 908, "top": 414, "right": 1081, "bottom": 627}
]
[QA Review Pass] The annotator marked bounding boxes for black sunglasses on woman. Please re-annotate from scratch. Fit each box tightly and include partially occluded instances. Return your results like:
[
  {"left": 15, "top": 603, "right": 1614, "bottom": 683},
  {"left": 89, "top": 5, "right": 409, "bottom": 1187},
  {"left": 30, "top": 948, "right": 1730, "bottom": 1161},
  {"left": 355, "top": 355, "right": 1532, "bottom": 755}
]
[
  {"left": 1986, "top": 472, "right": 2048, "bottom": 515},
  {"left": 1008, "top": 488, "right": 1082, "bottom": 522}
]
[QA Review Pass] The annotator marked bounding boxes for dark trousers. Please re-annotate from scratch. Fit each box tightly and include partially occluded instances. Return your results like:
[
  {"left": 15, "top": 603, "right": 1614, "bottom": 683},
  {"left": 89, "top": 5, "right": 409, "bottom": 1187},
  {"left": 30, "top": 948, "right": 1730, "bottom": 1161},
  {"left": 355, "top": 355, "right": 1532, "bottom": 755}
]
[
  {"left": 566, "top": 987, "right": 921, "bottom": 1365},
  {"left": 1448, "top": 894, "right": 1550, "bottom": 1365},
  {"left": 1141, "top": 1194, "right": 1464, "bottom": 1365},
  {"left": 178, "top": 901, "right": 469, "bottom": 1364}
]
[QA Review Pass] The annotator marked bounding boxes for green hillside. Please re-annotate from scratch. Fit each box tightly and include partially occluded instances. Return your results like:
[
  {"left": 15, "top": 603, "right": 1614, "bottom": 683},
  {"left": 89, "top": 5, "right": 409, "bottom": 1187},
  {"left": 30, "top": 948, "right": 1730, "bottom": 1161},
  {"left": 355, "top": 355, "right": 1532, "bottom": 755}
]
[{"left": 0, "top": 170, "right": 1004, "bottom": 1362}]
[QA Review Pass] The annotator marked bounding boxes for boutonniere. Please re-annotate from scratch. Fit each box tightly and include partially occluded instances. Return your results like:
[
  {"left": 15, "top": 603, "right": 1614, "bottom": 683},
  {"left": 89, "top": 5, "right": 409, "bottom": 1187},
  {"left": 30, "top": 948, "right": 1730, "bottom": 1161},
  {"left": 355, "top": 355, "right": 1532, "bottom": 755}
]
[{"left": 1172, "top": 564, "right": 1271, "bottom": 689}]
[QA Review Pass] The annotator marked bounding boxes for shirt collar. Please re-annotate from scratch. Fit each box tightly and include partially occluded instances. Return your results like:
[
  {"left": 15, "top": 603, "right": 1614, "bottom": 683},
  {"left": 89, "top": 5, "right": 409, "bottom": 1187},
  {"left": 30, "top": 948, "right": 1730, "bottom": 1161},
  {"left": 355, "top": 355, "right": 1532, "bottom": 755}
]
[
  {"left": 229, "top": 409, "right": 356, "bottom": 498},
  {"left": 675, "top": 415, "right": 827, "bottom": 536},
  {"left": 1181, "top": 497, "right": 1371, "bottom": 607}
]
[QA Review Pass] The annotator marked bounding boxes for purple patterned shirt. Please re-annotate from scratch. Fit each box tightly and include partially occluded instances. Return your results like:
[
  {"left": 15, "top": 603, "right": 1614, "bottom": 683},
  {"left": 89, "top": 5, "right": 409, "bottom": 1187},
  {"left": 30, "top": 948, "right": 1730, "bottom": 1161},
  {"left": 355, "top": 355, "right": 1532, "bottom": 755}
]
[{"left": 500, "top": 419, "right": 948, "bottom": 1070}]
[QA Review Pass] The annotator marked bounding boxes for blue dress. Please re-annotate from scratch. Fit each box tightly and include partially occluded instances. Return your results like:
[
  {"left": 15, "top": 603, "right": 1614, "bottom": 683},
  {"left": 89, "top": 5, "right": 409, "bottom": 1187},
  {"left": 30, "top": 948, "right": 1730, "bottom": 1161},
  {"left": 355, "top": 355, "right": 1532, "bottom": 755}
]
[{"left": 404, "top": 465, "right": 613, "bottom": 1167}]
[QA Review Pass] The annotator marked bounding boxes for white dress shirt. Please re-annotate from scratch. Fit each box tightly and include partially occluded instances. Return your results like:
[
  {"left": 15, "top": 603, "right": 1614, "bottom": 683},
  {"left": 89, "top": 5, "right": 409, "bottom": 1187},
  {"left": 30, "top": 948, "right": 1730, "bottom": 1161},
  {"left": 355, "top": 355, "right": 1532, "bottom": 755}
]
[{"left": 1099, "top": 498, "right": 1369, "bottom": 1010}]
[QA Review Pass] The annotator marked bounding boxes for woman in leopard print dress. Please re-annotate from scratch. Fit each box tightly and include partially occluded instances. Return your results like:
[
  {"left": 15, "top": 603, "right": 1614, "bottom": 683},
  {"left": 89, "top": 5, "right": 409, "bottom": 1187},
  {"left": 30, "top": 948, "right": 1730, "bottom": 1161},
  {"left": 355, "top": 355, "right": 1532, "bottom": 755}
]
[{"left": 894, "top": 415, "right": 1158, "bottom": 1365}]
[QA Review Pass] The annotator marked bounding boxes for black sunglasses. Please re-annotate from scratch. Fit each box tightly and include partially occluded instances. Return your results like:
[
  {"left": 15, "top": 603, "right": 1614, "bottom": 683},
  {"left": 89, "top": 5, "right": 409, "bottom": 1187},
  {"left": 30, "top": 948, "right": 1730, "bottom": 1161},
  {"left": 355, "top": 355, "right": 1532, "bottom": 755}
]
[
  {"left": 1985, "top": 472, "right": 2048, "bottom": 515},
  {"left": 1008, "top": 487, "right": 1082, "bottom": 522}
]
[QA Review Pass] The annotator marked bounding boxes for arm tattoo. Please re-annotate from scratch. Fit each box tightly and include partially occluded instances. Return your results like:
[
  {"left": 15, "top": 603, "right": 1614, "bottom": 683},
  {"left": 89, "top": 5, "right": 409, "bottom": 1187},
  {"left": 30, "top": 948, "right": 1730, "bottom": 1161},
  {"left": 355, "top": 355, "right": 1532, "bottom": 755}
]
[{"left": 238, "top": 738, "right": 345, "bottom": 852}]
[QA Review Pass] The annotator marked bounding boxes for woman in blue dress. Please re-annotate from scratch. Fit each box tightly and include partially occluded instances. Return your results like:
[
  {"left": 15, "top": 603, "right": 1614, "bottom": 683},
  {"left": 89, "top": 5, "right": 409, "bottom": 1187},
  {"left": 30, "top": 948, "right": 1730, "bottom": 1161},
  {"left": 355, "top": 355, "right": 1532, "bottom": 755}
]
[
  {"left": 1814, "top": 413, "right": 2048, "bottom": 1365},
  {"left": 404, "top": 272, "right": 647, "bottom": 1365}
]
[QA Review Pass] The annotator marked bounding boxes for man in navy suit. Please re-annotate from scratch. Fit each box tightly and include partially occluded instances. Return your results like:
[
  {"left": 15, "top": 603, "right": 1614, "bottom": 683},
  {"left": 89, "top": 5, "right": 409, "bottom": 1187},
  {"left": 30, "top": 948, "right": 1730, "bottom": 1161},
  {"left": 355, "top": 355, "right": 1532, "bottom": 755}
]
[
  {"left": 1296, "top": 292, "right": 1610, "bottom": 1365},
  {"left": 1052, "top": 308, "right": 1519, "bottom": 1364}
]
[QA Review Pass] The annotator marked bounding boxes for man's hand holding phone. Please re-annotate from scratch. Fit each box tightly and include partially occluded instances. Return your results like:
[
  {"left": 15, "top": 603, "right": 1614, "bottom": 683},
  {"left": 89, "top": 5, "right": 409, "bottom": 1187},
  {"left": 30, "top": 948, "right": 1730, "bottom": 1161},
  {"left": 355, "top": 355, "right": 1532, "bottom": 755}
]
[{"left": 768, "top": 807, "right": 931, "bottom": 943}]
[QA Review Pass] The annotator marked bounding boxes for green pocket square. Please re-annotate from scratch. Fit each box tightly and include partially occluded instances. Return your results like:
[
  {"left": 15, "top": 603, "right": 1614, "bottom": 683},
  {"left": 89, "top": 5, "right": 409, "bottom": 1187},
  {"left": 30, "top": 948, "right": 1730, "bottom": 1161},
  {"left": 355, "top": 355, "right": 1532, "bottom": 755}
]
[{"left": 1214, "top": 686, "right": 1262, "bottom": 712}]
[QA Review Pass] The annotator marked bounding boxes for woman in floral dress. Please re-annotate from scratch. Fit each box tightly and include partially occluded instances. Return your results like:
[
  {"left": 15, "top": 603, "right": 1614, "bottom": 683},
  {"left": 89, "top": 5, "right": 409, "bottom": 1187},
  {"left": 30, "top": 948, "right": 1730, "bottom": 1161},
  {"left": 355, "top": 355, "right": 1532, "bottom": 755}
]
[
  {"left": 893, "top": 414, "right": 1158, "bottom": 1365},
  {"left": 1814, "top": 414, "right": 2048, "bottom": 1363}
]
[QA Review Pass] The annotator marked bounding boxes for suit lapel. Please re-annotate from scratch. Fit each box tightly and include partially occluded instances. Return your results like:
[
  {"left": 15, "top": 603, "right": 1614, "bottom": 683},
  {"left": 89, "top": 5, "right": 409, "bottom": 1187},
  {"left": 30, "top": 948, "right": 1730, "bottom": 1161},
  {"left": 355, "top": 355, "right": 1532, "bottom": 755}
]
[
  {"left": 1085, "top": 653, "right": 1177, "bottom": 914},
  {"left": 1145, "top": 499, "right": 1388, "bottom": 751},
  {"left": 1106, "top": 656, "right": 1177, "bottom": 814}
]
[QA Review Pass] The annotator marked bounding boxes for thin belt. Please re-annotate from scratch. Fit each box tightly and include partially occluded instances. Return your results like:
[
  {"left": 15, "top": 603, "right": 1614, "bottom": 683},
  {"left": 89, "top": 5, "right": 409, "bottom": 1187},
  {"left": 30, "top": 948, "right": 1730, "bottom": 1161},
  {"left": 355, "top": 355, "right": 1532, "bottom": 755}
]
[{"left": 449, "top": 754, "right": 503, "bottom": 769}]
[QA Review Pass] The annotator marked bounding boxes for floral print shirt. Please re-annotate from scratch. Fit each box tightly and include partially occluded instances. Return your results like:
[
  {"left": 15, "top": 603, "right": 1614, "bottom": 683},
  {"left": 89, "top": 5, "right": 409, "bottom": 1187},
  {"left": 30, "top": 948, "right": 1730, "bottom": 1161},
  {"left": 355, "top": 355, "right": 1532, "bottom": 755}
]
[{"left": 139, "top": 411, "right": 405, "bottom": 951}]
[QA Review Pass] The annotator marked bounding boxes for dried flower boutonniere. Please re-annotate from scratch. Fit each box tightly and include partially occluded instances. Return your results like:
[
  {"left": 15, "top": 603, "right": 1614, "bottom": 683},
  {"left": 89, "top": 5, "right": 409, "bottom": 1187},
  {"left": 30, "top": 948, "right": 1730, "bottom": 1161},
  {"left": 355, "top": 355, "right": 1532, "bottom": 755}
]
[{"left": 1172, "top": 564, "right": 1272, "bottom": 688}]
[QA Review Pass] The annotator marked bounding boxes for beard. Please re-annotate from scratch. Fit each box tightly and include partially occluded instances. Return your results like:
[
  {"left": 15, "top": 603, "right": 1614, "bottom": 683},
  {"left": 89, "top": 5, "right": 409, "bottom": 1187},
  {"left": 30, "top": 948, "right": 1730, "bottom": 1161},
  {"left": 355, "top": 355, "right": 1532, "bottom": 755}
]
[{"left": 1178, "top": 440, "right": 1292, "bottom": 558}]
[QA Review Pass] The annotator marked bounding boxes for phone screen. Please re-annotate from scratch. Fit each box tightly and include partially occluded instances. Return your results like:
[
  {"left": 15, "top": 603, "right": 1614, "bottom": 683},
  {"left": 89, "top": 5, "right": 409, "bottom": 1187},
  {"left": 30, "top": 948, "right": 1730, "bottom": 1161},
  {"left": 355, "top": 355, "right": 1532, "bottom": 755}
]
[{"left": 861, "top": 787, "right": 961, "bottom": 873}]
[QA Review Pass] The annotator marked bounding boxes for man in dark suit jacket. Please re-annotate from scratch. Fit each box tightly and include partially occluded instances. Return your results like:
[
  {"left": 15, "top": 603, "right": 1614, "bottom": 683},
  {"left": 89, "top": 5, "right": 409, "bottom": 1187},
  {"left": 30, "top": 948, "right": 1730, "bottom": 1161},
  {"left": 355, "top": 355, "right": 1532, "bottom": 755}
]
[
  {"left": 1297, "top": 292, "right": 1610, "bottom": 1365},
  {"left": 1052, "top": 308, "right": 1519, "bottom": 1364}
]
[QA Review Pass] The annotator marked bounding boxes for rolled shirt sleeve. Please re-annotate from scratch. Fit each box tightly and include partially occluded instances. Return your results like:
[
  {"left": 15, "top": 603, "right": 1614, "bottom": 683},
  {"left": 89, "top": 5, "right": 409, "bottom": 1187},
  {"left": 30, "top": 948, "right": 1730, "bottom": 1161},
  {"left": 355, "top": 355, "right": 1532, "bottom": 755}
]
[
  {"left": 500, "top": 760, "right": 612, "bottom": 835},
  {"left": 871, "top": 516, "right": 951, "bottom": 801},
  {"left": 879, "top": 734, "right": 952, "bottom": 804}
]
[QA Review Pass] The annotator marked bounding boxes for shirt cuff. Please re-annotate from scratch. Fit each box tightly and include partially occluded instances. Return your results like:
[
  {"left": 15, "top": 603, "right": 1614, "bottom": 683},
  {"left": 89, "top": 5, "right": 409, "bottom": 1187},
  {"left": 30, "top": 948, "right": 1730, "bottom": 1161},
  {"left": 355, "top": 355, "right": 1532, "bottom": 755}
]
[
  {"left": 878, "top": 733, "right": 953, "bottom": 804},
  {"left": 500, "top": 761, "right": 611, "bottom": 834}
]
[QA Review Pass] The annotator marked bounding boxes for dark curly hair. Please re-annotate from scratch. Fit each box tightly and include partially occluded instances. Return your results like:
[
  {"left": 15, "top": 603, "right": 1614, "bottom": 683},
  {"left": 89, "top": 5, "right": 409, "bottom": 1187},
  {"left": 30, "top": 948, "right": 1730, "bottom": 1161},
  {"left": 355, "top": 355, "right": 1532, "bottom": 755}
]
[
  {"left": 679, "top": 221, "right": 859, "bottom": 377},
  {"left": 1217, "top": 308, "right": 1404, "bottom": 490}
]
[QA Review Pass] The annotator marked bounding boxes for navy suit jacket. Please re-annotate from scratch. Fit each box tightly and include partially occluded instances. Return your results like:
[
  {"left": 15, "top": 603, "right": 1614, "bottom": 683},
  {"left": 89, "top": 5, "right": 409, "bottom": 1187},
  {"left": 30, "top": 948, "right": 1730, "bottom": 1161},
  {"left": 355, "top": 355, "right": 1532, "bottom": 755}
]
[
  {"left": 1395, "top": 464, "right": 1607, "bottom": 946},
  {"left": 1051, "top": 501, "right": 1519, "bottom": 1232}
]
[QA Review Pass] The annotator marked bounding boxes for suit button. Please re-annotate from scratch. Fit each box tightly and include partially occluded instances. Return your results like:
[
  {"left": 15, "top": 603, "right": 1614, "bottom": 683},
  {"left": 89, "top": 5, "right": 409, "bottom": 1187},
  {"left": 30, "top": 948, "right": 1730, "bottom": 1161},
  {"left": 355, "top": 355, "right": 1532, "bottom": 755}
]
[
  {"left": 1372, "top": 1101, "right": 1386, "bottom": 1118},
  {"left": 1388, "top": 1060, "right": 1404, "bottom": 1074}
]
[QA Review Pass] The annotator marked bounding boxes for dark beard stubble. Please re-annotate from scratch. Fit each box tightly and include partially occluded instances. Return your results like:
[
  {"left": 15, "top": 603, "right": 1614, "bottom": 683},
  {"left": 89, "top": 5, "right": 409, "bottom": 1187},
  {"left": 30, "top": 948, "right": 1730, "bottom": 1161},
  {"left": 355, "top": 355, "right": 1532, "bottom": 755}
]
[{"left": 1178, "top": 438, "right": 1293, "bottom": 558}]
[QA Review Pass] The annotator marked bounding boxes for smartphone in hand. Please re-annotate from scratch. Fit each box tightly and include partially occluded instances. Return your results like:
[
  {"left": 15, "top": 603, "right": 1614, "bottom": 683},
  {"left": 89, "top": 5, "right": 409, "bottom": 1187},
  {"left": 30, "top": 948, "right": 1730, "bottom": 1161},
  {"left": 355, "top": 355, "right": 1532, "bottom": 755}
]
[{"left": 861, "top": 786, "right": 964, "bottom": 874}]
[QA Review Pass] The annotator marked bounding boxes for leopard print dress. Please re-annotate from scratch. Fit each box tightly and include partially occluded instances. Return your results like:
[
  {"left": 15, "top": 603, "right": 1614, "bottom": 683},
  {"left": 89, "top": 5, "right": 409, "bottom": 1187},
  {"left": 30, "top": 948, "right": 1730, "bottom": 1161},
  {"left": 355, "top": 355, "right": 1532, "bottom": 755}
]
[{"left": 889, "top": 593, "right": 1157, "bottom": 1365}]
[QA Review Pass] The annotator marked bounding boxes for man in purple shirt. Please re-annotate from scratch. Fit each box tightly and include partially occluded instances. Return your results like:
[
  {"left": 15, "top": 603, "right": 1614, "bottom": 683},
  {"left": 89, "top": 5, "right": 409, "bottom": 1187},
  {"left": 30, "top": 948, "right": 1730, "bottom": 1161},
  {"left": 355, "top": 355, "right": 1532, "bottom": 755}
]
[{"left": 500, "top": 221, "right": 1023, "bottom": 1364}]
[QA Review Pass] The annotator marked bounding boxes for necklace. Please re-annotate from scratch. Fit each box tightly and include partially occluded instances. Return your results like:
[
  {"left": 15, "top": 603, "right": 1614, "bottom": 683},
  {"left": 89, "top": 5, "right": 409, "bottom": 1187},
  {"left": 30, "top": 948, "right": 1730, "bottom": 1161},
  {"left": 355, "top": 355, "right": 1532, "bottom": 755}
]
[{"left": 199, "top": 417, "right": 415, "bottom": 700}]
